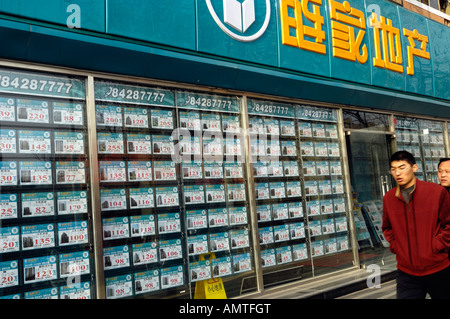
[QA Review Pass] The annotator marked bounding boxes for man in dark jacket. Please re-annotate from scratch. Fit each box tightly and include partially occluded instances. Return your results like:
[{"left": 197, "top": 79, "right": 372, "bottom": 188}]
[
  {"left": 382, "top": 151, "right": 450, "bottom": 299},
  {"left": 438, "top": 158, "right": 450, "bottom": 194}
]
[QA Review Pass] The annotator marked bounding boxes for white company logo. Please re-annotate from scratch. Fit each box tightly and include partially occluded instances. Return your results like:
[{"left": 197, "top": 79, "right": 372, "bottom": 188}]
[{"left": 206, "top": 0, "right": 271, "bottom": 42}]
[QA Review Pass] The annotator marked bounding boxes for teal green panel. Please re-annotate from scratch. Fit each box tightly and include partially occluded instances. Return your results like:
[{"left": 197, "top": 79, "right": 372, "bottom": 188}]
[
  {"left": 0, "top": 0, "right": 105, "bottom": 32},
  {"left": 278, "top": 0, "right": 330, "bottom": 77},
  {"left": 365, "top": 0, "right": 405, "bottom": 92},
  {"left": 197, "top": 0, "right": 278, "bottom": 67},
  {"left": 398, "top": 7, "right": 433, "bottom": 96},
  {"left": 328, "top": 0, "right": 371, "bottom": 85},
  {"left": 106, "top": 0, "right": 196, "bottom": 50},
  {"left": 428, "top": 19, "right": 450, "bottom": 100}
]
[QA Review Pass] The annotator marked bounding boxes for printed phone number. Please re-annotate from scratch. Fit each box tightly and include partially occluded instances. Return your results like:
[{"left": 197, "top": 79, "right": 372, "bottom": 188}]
[
  {"left": 0, "top": 75, "right": 73, "bottom": 94},
  {"left": 250, "top": 103, "right": 290, "bottom": 115},
  {"left": 299, "top": 109, "right": 335, "bottom": 120},
  {"left": 104, "top": 87, "right": 166, "bottom": 103},
  {"left": 184, "top": 96, "right": 234, "bottom": 110}
]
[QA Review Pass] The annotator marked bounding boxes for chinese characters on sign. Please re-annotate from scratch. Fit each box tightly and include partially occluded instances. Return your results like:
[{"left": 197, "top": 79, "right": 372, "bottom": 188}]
[{"left": 280, "top": 0, "right": 430, "bottom": 75}]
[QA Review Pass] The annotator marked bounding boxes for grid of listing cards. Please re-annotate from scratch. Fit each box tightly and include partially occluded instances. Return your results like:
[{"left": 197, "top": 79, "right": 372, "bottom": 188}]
[
  {"left": 296, "top": 105, "right": 350, "bottom": 259},
  {"left": 0, "top": 68, "right": 94, "bottom": 299},
  {"left": 395, "top": 116, "right": 446, "bottom": 184},
  {"left": 249, "top": 99, "right": 350, "bottom": 274},
  {"left": 95, "top": 80, "right": 255, "bottom": 299}
]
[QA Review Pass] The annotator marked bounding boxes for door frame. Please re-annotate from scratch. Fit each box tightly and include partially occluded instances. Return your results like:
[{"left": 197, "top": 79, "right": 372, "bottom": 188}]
[{"left": 340, "top": 110, "right": 396, "bottom": 268}]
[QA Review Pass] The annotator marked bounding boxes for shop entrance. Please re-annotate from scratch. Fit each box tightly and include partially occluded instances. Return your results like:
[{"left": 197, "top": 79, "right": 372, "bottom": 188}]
[{"left": 343, "top": 110, "right": 394, "bottom": 266}]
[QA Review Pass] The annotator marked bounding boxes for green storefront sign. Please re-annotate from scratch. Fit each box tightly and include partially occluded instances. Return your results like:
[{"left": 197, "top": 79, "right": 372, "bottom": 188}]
[{"left": 0, "top": 0, "right": 448, "bottom": 101}]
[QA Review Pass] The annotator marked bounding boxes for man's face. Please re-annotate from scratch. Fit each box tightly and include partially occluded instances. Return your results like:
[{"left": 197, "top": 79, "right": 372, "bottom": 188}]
[
  {"left": 390, "top": 160, "right": 417, "bottom": 188},
  {"left": 438, "top": 161, "right": 450, "bottom": 187}
]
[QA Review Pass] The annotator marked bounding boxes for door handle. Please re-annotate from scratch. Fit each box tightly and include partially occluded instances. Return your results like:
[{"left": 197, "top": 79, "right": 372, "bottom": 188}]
[{"left": 380, "top": 175, "right": 389, "bottom": 196}]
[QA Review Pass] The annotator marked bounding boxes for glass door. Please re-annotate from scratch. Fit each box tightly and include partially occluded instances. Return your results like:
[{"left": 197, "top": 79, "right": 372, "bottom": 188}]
[{"left": 343, "top": 110, "right": 392, "bottom": 264}]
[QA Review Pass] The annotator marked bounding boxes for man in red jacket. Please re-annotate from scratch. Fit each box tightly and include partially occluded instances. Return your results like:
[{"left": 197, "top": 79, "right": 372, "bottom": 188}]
[{"left": 382, "top": 151, "right": 450, "bottom": 299}]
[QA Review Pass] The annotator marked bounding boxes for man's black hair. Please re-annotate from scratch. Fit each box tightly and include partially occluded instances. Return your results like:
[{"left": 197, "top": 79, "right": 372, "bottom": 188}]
[
  {"left": 438, "top": 158, "right": 450, "bottom": 169},
  {"left": 390, "top": 150, "right": 416, "bottom": 166}
]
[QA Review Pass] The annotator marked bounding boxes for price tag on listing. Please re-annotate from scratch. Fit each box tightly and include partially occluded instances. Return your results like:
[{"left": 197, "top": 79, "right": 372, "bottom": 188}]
[
  {"left": 224, "top": 138, "right": 241, "bottom": 156},
  {"left": 102, "top": 217, "right": 129, "bottom": 240},
  {"left": 187, "top": 234, "right": 209, "bottom": 256},
  {"left": 205, "top": 184, "right": 225, "bottom": 204},
  {"left": 150, "top": 109, "right": 173, "bottom": 130},
  {"left": 227, "top": 183, "right": 246, "bottom": 202},
  {"left": 60, "top": 282, "right": 91, "bottom": 299},
  {"left": 230, "top": 229, "right": 249, "bottom": 249},
  {"left": 261, "top": 250, "right": 276, "bottom": 268},
  {"left": 157, "top": 213, "right": 181, "bottom": 234},
  {"left": 0, "top": 260, "right": 19, "bottom": 288},
  {"left": 19, "top": 161, "right": 52, "bottom": 185},
  {"left": 0, "top": 97, "right": 15, "bottom": 121},
  {"left": 105, "top": 275, "right": 133, "bottom": 299},
  {"left": 132, "top": 242, "right": 158, "bottom": 266},
  {"left": 159, "top": 239, "right": 182, "bottom": 261},
  {"left": 21, "top": 224, "right": 55, "bottom": 250},
  {"left": 160, "top": 265, "right": 183, "bottom": 289},
  {"left": 129, "top": 188, "right": 154, "bottom": 210},
  {"left": 293, "top": 244, "right": 308, "bottom": 261},
  {"left": 58, "top": 221, "right": 88, "bottom": 246},
  {"left": 0, "top": 226, "right": 20, "bottom": 253},
  {"left": 128, "top": 161, "right": 152, "bottom": 182},
  {"left": 224, "top": 162, "right": 243, "bottom": 178},
  {"left": 96, "top": 105, "right": 122, "bottom": 126},
  {"left": 204, "top": 162, "right": 223, "bottom": 179},
  {"left": 155, "top": 186, "right": 179, "bottom": 207},
  {"left": 130, "top": 215, "right": 156, "bottom": 237},
  {"left": 209, "top": 232, "right": 229, "bottom": 252},
  {"left": 153, "top": 161, "right": 176, "bottom": 181},
  {"left": 124, "top": 107, "right": 148, "bottom": 128},
  {"left": 290, "top": 223, "right": 305, "bottom": 239},
  {"left": 103, "top": 245, "right": 130, "bottom": 270},
  {"left": 179, "top": 111, "right": 201, "bottom": 130},
  {"left": 202, "top": 113, "right": 221, "bottom": 131},
  {"left": 203, "top": 136, "right": 223, "bottom": 156},
  {"left": 23, "top": 255, "right": 57, "bottom": 284},
  {"left": 18, "top": 130, "right": 51, "bottom": 154},
  {"left": 21, "top": 192, "right": 54, "bottom": 217},
  {"left": 54, "top": 131, "right": 84, "bottom": 154},
  {"left": 229, "top": 207, "right": 247, "bottom": 225},
  {"left": 222, "top": 114, "right": 240, "bottom": 133},
  {"left": 183, "top": 185, "right": 205, "bottom": 205},
  {"left": 152, "top": 135, "right": 174, "bottom": 155},
  {"left": 274, "top": 225, "right": 290, "bottom": 243},
  {"left": 0, "top": 129, "right": 16, "bottom": 153},
  {"left": 190, "top": 260, "right": 211, "bottom": 282},
  {"left": 56, "top": 161, "right": 86, "bottom": 184},
  {"left": 99, "top": 161, "right": 126, "bottom": 183},
  {"left": 182, "top": 161, "right": 203, "bottom": 179},
  {"left": 127, "top": 133, "right": 151, "bottom": 154},
  {"left": 208, "top": 208, "right": 228, "bottom": 228},
  {"left": 100, "top": 189, "right": 126, "bottom": 211},
  {"left": 53, "top": 102, "right": 84, "bottom": 126},
  {"left": 0, "top": 194, "right": 18, "bottom": 219},
  {"left": 211, "top": 256, "right": 232, "bottom": 278},
  {"left": 57, "top": 191, "right": 88, "bottom": 215},
  {"left": 17, "top": 99, "right": 49, "bottom": 123},
  {"left": 232, "top": 253, "right": 251, "bottom": 274},
  {"left": 186, "top": 209, "right": 207, "bottom": 230},
  {"left": 280, "top": 120, "right": 296, "bottom": 136},
  {"left": 134, "top": 270, "right": 160, "bottom": 294},
  {"left": 97, "top": 132, "right": 124, "bottom": 154},
  {"left": 59, "top": 251, "right": 90, "bottom": 278},
  {"left": 276, "top": 246, "right": 293, "bottom": 265}
]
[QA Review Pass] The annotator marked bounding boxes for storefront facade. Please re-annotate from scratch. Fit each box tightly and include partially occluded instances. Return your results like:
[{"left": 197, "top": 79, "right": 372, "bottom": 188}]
[{"left": 0, "top": 0, "right": 448, "bottom": 299}]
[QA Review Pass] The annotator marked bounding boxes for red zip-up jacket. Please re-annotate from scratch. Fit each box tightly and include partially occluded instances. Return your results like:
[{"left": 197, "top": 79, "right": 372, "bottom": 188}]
[{"left": 382, "top": 178, "right": 450, "bottom": 276}]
